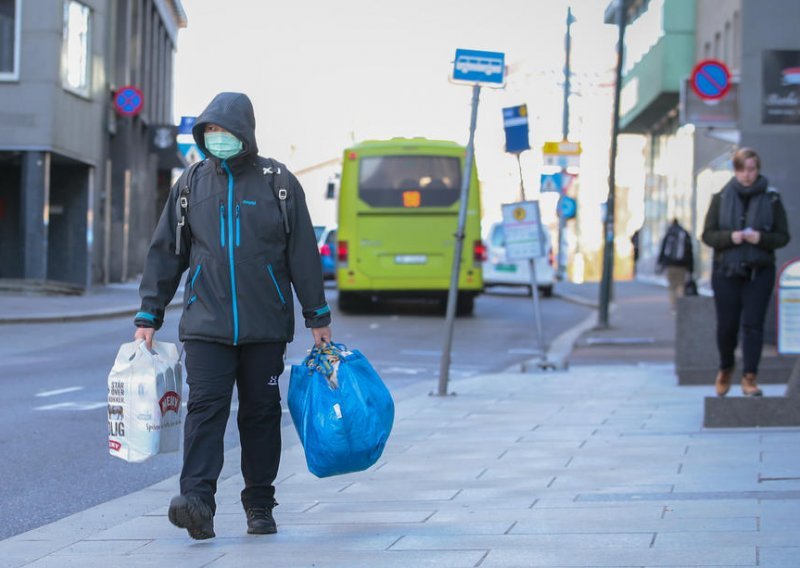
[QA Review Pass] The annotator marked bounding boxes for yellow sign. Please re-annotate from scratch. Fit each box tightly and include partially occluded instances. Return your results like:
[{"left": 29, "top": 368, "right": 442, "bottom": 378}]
[{"left": 542, "top": 141, "right": 582, "bottom": 155}]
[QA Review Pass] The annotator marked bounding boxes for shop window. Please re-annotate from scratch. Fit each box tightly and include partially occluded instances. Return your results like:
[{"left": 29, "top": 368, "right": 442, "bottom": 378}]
[
  {"left": 0, "top": 0, "right": 20, "bottom": 80},
  {"left": 63, "top": 0, "right": 91, "bottom": 96}
]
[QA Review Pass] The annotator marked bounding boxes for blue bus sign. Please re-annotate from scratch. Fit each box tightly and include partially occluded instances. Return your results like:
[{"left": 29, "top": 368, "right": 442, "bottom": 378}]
[{"left": 453, "top": 49, "right": 505, "bottom": 86}]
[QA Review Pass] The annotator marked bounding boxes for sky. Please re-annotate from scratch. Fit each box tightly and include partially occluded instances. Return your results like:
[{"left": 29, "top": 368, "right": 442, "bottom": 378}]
[{"left": 174, "top": 0, "right": 626, "bottom": 236}]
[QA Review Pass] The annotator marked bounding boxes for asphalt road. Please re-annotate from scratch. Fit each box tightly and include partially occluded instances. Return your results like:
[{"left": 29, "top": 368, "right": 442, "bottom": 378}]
[{"left": 0, "top": 285, "right": 591, "bottom": 539}]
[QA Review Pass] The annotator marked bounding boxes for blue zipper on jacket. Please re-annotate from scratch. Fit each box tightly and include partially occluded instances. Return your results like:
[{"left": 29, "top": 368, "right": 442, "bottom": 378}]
[
  {"left": 187, "top": 264, "right": 201, "bottom": 307},
  {"left": 235, "top": 203, "right": 241, "bottom": 247},
  {"left": 219, "top": 203, "right": 225, "bottom": 248},
  {"left": 222, "top": 161, "right": 239, "bottom": 344},
  {"left": 267, "top": 264, "right": 287, "bottom": 310}
]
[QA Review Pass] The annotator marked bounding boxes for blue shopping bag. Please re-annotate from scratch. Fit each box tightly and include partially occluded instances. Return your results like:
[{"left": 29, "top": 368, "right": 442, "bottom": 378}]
[{"left": 288, "top": 343, "right": 394, "bottom": 478}]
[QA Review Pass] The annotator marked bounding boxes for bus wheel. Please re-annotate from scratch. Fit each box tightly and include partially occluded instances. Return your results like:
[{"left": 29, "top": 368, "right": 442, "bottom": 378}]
[
  {"left": 456, "top": 293, "right": 475, "bottom": 316},
  {"left": 338, "top": 291, "right": 359, "bottom": 313}
]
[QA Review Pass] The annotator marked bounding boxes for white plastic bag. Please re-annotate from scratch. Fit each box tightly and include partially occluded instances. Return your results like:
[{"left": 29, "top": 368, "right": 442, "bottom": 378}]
[{"left": 107, "top": 340, "right": 183, "bottom": 463}]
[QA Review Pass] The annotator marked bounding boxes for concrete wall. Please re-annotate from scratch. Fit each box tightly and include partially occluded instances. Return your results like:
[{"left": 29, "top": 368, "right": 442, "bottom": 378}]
[
  {"left": 695, "top": 0, "right": 741, "bottom": 71},
  {"left": 0, "top": 0, "right": 107, "bottom": 166},
  {"left": 740, "top": 0, "right": 800, "bottom": 339}
]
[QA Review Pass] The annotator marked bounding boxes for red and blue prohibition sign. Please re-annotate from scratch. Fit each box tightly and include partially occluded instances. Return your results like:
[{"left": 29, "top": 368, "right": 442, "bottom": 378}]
[
  {"left": 114, "top": 85, "right": 144, "bottom": 116},
  {"left": 690, "top": 59, "right": 731, "bottom": 101}
]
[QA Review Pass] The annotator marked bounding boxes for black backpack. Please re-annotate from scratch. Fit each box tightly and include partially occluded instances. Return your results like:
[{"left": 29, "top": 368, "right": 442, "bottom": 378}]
[
  {"left": 661, "top": 226, "right": 690, "bottom": 266},
  {"left": 173, "top": 158, "right": 291, "bottom": 255}
]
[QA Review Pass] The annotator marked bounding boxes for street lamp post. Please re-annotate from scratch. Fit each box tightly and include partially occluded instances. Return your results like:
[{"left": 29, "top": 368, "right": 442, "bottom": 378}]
[{"left": 598, "top": 0, "right": 628, "bottom": 328}]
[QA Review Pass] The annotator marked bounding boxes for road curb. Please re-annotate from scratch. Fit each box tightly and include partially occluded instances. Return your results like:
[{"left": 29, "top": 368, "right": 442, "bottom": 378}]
[{"left": 0, "top": 301, "right": 182, "bottom": 325}]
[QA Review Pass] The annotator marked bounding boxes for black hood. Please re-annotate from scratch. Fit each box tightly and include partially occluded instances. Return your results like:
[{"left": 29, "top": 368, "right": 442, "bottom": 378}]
[{"left": 193, "top": 92, "right": 258, "bottom": 159}]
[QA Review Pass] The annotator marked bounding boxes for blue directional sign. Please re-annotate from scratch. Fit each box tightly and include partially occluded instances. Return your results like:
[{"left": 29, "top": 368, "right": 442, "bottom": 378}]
[
  {"left": 453, "top": 49, "right": 505, "bottom": 85},
  {"left": 177, "top": 115, "right": 204, "bottom": 163},
  {"left": 503, "top": 104, "right": 530, "bottom": 154},
  {"left": 540, "top": 172, "right": 563, "bottom": 194},
  {"left": 178, "top": 116, "right": 196, "bottom": 135},
  {"left": 558, "top": 195, "right": 577, "bottom": 220},
  {"left": 690, "top": 59, "right": 731, "bottom": 101}
]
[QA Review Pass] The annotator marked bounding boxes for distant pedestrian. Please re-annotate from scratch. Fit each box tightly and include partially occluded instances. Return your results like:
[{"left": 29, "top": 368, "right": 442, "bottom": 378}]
[
  {"left": 657, "top": 219, "right": 694, "bottom": 310},
  {"left": 630, "top": 229, "right": 641, "bottom": 276},
  {"left": 701, "top": 147, "right": 790, "bottom": 397},
  {"left": 133, "top": 92, "right": 332, "bottom": 539}
]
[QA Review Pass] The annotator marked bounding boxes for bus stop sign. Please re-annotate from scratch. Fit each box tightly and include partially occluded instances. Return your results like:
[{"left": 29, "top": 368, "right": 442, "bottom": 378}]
[
  {"left": 452, "top": 49, "right": 505, "bottom": 86},
  {"left": 777, "top": 258, "right": 800, "bottom": 354}
]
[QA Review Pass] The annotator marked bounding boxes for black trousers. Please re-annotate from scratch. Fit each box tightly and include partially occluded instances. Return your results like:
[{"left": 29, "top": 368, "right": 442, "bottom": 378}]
[
  {"left": 181, "top": 340, "right": 285, "bottom": 513},
  {"left": 711, "top": 265, "right": 775, "bottom": 374}
]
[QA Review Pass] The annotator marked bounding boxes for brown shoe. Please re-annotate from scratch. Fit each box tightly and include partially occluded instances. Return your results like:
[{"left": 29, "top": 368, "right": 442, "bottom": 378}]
[
  {"left": 715, "top": 368, "right": 733, "bottom": 397},
  {"left": 741, "top": 373, "right": 763, "bottom": 397}
]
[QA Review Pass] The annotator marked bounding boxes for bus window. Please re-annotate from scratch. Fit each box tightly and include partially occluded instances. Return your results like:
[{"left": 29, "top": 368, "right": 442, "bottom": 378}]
[{"left": 358, "top": 156, "right": 461, "bottom": 208}]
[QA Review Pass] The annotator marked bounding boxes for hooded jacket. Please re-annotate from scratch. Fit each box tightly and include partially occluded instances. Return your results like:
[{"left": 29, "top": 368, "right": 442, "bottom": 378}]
[{"left": 135, "top": 92, "right": 330, "bottom": 345}]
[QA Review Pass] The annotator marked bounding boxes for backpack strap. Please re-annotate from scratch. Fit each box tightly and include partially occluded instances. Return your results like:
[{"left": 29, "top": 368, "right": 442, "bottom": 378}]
[
  {"left": 261, "top": 157, "right": 291, "bottom": 234},
  {"left": 174, "top": 160, "right": 203, "bottom": 255}
]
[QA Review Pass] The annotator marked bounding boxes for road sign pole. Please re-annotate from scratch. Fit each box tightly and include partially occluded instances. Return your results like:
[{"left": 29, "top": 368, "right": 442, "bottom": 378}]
[
  {"left": 437, "top": 84, "right": 480, "bottom": 397},
  {"left": 556, "top": 7, "right": 574, "bottom": 282},
  {"left": 516, "top": 154, "right": 526, "bottom": 201},
  {"left": 528, "top": 258, "right": 546, "bottom": 358}
]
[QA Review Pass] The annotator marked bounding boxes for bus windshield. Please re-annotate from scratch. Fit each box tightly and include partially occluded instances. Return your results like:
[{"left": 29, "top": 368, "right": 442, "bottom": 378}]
[{"left": 358, "top": 155, "right": 462, "bottom": 208}]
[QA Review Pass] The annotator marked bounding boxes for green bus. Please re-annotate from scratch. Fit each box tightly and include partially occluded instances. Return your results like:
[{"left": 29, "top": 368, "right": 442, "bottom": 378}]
[{"left": 336, "top": 137, "right": 484, "bottom": 315}]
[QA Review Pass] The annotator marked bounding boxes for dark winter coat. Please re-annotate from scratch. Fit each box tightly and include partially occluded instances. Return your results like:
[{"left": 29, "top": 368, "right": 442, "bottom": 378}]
[
  {"left": 701, "top": 175, "right": 790, "bottom": 276},
  {"left": 135, "top": 92, "right": 330, "bottom": 345}
]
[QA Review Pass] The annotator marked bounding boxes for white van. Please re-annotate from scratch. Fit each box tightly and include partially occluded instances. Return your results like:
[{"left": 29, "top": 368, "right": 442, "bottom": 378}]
[{"left": 482, "top": 222, "right": 555, "bottom": 297}]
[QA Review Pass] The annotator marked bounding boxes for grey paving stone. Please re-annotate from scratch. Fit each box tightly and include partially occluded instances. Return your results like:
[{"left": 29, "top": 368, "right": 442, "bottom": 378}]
[
  {"left": 654, "top": 530, "right": 800, "bottom": 548},
  {"left": 389, "top": 532, "right": 654, "bottom": 551},
  {"left": 206, "top": 549, "right": 486, "bottom": 568},
  {"left": 480, "top": 546, "right": 755, "bottom": 567},
  {"left": 758, "top": 546, "right": 800, "bottom": 567},
  {"left": 23, "top": 553, "right": 226, "bottom": 568}
]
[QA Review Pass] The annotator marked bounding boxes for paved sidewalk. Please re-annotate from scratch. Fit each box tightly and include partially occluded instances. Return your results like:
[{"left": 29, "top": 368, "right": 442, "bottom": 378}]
[
  {"left": 0, "top": 281, "right": 181, "bottom": 324},
  {"left": 1, "top": 279, "right": 798, "bottom": 567}
]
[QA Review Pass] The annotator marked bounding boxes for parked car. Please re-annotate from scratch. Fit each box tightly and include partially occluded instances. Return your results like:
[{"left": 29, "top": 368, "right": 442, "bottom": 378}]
[
  {"left": 314, "top": 225, "right": 337, "bottom": 280},
  {"left": 482, "top": 222, "right": 555, "bottom": 297}
]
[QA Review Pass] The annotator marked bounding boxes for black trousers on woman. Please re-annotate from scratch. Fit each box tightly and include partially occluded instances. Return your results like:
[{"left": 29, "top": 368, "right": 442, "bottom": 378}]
[
  {"left": 711, "top": 265, "right": 775, "bottom": 374},
  {"left": 181, "top": 340, "right": 285, "bottom": 514}
]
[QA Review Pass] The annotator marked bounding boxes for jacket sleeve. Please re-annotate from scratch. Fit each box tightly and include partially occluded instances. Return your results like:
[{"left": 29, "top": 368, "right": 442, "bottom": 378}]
[
  {"left": 286, "top": 171, "right": 331, "bottom": 329},
  {"left": 701, "top": 193, "right": 736, "bottom": 251},
  {"left": 135, "top": 178, "right": 190, "bottom": 329},
  {"left": 758, "top": 194, "right": 791, "bottom": 251}
]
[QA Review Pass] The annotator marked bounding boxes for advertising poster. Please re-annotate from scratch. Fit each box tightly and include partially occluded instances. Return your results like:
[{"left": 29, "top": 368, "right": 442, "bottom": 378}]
[{"left": 763, "top": 50, "right": 800, "bottom": 124}]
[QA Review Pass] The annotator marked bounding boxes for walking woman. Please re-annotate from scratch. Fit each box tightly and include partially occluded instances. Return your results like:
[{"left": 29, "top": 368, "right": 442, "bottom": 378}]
[{"left": 701, "top": 147, "right": 790, "bottom": 397}]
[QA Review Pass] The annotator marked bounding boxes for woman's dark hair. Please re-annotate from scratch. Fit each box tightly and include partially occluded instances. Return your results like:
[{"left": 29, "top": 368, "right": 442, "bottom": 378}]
[{"left": 732, "top": 147, "right": 761, "bottom": 172}]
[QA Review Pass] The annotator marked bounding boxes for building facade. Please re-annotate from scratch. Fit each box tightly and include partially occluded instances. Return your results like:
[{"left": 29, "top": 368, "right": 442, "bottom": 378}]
[
  {"left": 611, "top": 0, "right": 799, "bottom": 290},
  {"left": 0, "top": 0, "right": 186, "bottom": 289}
]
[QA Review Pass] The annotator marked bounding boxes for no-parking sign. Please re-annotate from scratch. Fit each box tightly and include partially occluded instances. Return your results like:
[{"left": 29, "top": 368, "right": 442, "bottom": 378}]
[
  {"left": 690, "top": 59, "right": 731, "bottom": 101},
  {"left": 114, "top": 85, "right": 144, "bottom": 117}
]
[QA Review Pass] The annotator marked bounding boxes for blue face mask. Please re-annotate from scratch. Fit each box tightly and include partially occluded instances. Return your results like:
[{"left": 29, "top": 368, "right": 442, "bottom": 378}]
[{"left": 204, "top": 131, "right": 243, "bottom": 160}]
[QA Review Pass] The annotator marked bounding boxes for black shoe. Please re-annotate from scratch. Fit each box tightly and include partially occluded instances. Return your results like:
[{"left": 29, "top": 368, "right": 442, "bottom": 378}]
[
  {"left": 168, "top": 495, "right": 215, "bottom": 540},
  {"left": 246, "top": 506, "right": 277, "bottom": 535}
]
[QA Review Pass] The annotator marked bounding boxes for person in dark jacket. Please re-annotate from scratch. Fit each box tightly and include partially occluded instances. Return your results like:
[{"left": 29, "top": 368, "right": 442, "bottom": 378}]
[
  {"left": 657, "top": 219, "right": 694, "bottom": 310},
  {"left": 133, "top": 92, "right": 332, "bottom": 539},
  {"left": 701, "top": 147, "right": 790, "bottom": 398}
]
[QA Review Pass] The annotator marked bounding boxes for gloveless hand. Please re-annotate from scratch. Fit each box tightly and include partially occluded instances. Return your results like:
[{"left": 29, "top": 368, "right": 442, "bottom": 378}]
[{"left": 743, "top": 230, "right": 761, "bottom": 244}]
